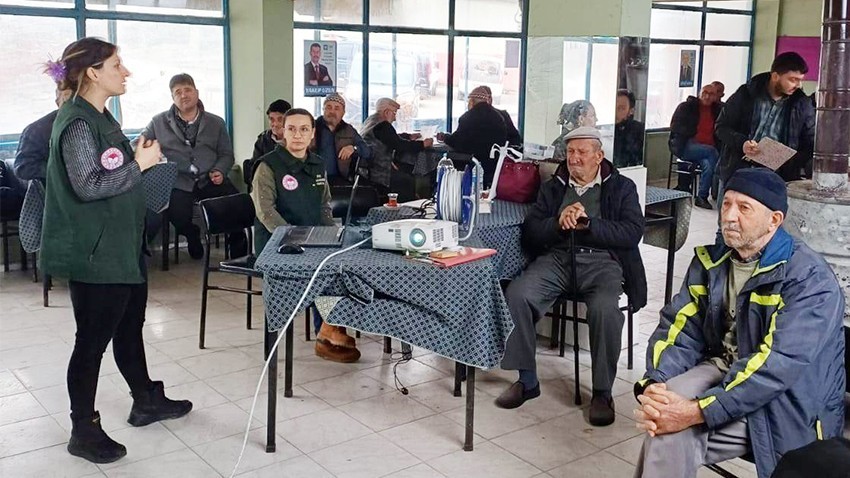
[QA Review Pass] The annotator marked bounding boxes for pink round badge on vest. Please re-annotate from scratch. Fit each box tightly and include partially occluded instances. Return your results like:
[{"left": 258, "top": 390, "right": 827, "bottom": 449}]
[
  {"left": 282, "top": 174, "right": 299, "bottom": 191},
  {"left": 100, "top": 147, "right": 124, "bottom": 170}
]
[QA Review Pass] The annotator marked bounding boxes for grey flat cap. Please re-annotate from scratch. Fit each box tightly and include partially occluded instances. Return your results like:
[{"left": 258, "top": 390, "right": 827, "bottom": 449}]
[{"left": 564, "top": 126, "right": 601, "bottom": 143}]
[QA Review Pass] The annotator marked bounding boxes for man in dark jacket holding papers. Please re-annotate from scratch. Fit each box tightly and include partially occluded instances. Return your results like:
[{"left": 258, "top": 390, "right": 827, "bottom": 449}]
[{"left": 496, "top": 126, "right": 647, "bottom": 428}]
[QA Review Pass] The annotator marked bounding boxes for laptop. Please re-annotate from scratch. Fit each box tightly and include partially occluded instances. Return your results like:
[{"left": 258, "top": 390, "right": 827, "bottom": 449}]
[{"left": 280, "top": 175, "right": 360, "bottom": 248}]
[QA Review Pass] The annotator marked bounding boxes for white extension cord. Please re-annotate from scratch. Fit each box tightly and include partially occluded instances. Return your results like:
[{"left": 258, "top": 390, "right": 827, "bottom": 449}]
[{"left": 228, "top": 236, "right": 372, "bottom": 478}]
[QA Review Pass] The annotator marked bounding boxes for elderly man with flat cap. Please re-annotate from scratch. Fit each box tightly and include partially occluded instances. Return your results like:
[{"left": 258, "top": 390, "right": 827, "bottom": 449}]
[
  {"left": 497, "top": 126, "right": 647, "bottom": 427},
  {"left": 360, "top": 97, "right": 433, "bottom": 201},
  {"left": 633, "top": 167, "right": 846, "bottom": 478},
  {"left": 312, "top": 93, "right": 371, "bottom": 185}
]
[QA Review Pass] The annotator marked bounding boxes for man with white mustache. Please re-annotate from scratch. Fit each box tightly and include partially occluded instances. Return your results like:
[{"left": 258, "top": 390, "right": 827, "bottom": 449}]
[{"left": 632, "top": 167, "right": 845, "bottom": 478}]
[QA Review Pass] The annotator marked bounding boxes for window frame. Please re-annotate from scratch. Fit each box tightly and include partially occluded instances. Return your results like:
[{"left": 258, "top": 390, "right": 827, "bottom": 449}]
[
  {"left": 294, "top": 0, "right": 530, "bottom": 133},
  {"left": 647, "top": 0, "right": 755, "bottom": 132},
  {"left": 0, "top": 0, "right": 231, "bottom": 137}
]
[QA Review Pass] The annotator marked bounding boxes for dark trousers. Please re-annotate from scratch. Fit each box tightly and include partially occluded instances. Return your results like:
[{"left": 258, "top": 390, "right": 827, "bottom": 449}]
[
  {"left": 67, "top": 280, "right": 152, "bottom": 422},
  {"left": 168, "top": 180, "right": 247, "bottom": 256},
  {"left": 501, "top": 249, "right": 625, "bottom": 392}
]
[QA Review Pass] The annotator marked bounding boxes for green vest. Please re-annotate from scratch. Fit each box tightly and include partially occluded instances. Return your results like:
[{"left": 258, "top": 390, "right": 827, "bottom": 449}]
[
  {"left": 254, "top": 148, "right": 328, "bottom": 252},
  {"left": 41, "top": 97, "right": 146, "bottom": 284}
]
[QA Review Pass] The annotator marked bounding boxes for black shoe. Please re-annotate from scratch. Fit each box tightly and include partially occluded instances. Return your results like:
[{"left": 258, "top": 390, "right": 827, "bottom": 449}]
[
  {"left": 694, "top": 197, "right": 713, "bottom": 210},
  {"left": 67, "top": 412, "right": 127, "bottom": 464},
  {"left": 495, "top": 381, "right": 541, "bottom": 409},
  {"left": 186, "top": 232, "right": 204, "bottom": 260},
  {"left": 588, "top": 394, "right": 615, "bottom": 426},
  {"left": 127, "top": 381, "right": 193, "bottom": 427}
]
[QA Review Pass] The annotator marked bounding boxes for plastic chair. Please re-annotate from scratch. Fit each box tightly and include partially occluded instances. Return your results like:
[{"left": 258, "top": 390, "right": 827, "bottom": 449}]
[{"left": 666, "top": 153, "right": 702, "bottom": 201}]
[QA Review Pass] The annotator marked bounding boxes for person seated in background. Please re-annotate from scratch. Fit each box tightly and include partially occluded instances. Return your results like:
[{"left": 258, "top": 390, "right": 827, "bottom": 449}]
[
  {"left": 465, "top": 85, "right": 523, "bottom": 148},
  {"left": 551, "top": 100, "right": 598, "bottom": 162},
  {"left": 496, "top": 126, "right": 646, "bottom": 427},
  {"left": 252, "top": 99, "right": 291, "bottom": 160},
  {"left": 360, "top": 97, "right": 433, "bottom": 201},
  {"left": 14, "top": 87, "right": 72, "bottom": 182},
  {"left": 141, "top": 73, "right": 246, "bottom": 259},
  {"left": 633, "top": 168, "right": 845, "bottom": 478},
  {"left": 251, "top": 108, "right": 360, "bottom": 363},
  {"left": 436, "top": 85, "right": 508, "bottom": 188},
  {"left": 613, "top": 89, "right": 645, "bottom": 168},
  {"left": 311, "top": 93, "right": 372, "bottom": 185},
  {"left": 711, "top": 81, "right": 726, "bottom": 105},
  {"left": 669, "top": 83, "right": 722, "bottom": 210}
]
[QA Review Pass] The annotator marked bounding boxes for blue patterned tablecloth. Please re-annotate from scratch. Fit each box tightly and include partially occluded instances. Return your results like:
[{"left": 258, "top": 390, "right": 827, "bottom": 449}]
[
  {"left": 397, "top": 144, "right": 450, "bottom": 176},
  {"left": 366, "top": 200, "right": 533, "bottom": 280},
  {"left": 255, "top": 226, "right": 514, "bottom": 369}
]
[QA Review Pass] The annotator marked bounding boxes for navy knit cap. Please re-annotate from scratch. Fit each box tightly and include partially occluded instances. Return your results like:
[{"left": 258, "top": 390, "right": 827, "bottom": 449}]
[
  {"left": 266, "top": 99, "right": 292, "bottom": 115},
  {"left": 724, "top": 168, "right": 788, "bottom": 214}
]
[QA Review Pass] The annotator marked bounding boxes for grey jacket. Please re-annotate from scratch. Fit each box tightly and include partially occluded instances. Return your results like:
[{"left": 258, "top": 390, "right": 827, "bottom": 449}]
[{"left": 141, "top": 102, "right": 234, "bottom": 192}]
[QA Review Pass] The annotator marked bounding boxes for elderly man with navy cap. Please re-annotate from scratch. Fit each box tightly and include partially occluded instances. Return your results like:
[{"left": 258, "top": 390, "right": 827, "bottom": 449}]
[
  {"left": 496, "top": 126, "right": 647, "bottom": 427},
  {"left": 633, "top": 167, "right": 846, "bottom": 478}
]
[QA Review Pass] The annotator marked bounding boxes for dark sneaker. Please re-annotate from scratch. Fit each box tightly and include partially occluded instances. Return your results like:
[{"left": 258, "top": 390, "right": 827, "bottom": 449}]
[
  {"left": 588, "top": 394, "right": 616, "bottom": 426},
  {"left": 128, "top": 381, "right": 193, "bottom": 427},
  {"left": 694, "top": 197, "right": 713, "bottom": 210},
  {"left": 67, "top": 412, "right": 127, "bottom": 464},
  {"left": 187, "top": 233, "right": 204, "bottom": 260},
  {"left": 495, "top": 381, "right": 541, "bottom": 409}
]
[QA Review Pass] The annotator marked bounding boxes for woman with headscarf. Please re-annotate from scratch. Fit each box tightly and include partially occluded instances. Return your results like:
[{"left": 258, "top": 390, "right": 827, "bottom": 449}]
[{"left": 551, "top": 100, "right": 598, "bottom": 161}]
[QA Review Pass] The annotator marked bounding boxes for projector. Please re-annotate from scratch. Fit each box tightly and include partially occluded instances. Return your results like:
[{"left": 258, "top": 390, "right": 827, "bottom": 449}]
[{"left": 371, "top": 219, "right": 459, "bottom": 252}]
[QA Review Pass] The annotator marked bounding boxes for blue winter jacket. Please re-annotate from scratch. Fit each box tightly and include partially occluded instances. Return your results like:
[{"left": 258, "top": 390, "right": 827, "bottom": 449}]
[{"left": 641, "top": 228, "right": 845, "bottom": 478}]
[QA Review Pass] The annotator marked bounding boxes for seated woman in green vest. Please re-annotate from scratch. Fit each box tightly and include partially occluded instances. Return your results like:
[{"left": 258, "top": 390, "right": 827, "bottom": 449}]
[
  {"left": 40, "top": 37, "right": 192, "bottom": 465},
  {"left": 251, "top": 108, "right": 361, "bottom": 363}
]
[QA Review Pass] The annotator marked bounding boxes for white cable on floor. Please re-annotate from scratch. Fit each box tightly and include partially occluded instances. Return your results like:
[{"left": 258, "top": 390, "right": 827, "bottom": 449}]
[{"left": 229, "top": 236, "right": 371, "bottom": 478}]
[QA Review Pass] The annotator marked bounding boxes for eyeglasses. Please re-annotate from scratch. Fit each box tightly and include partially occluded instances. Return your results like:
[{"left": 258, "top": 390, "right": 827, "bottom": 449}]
[{"left": 285, "top": 126, "right": 312, "bottom": 136}]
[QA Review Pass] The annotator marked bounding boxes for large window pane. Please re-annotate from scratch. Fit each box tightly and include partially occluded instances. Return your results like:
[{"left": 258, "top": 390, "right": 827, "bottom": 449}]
[
  {"left": 705, "top": 13, "right": 751, "bottom": 41},
  {"left": 455, "top": 0, "right": 522, "bottom": 33},
  {"left": 706, "top": 1, "right": 753, "bottom": 10},
  {"left": 87, "top": 20, "right": 225, "bottom": 132},
  {"left": 649, "top": 9, "right": 702, "bottom": 40},
  {"left": 293, "top": 29, "right": 364, "bottom": 128},
  {"left": 294, "top": 0, "right": 362, "bottom": 25},
  {"left": 561, "top": 40, "right": 589, "bottom": 104},
  {"left": 588, "top": 42, "right": 619, "bottom": 127},
  {"left": 453, "top": 36, "right": 521, "bottom": 128},
  {"left": 0, "top": 14, "right": 76, "bottom": 159},
  {"left": 370, "top": 0, "right": 447, "bottom": 29},
  {"left": 87, "top": 0, "right": 222, "bottom": 17},
  {"left": 0, "top": 0, "right": 72, "bottom": 7},
  {"left": 702, "top": 45, "right": 749, "bottom": 94},
  {"left": 366, "top": 33, "right": 448, "bottom": 132},
  {"left": 646, "top": 44, "right": 700, "bottom": 129}
]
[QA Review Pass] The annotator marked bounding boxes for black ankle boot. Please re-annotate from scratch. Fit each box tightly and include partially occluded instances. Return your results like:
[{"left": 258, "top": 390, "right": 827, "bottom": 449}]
[
  {"left": 67, "top": 411, "right": 127, "bottom": 464},
  {"left": 127, "top": 381, "right": 193, "bottom": 427}
]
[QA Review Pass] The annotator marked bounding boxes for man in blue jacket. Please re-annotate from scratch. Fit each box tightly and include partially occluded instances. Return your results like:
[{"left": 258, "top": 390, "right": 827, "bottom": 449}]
[{"left": 633, "top": 168, "right": 846, "bottom": 478}]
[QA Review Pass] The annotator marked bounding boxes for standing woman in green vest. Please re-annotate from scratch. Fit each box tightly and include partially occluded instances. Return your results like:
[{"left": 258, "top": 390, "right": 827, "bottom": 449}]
[
  {"left": 251, "top": 108, "right": 362, "bottom": 363},
  {"left": 40, "top": 37, "right": 192, "bottom": 464}
]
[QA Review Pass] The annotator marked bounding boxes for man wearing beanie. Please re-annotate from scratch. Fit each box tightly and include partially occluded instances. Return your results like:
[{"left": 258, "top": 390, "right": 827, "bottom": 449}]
[
  {"left": 251, "top": 99, "right": 292, "bottom": 160},
  {"left": 312, "top": 93, "right": 371, "bottom": 184},
  {"left": 633, "top": 168, "right": 845, "bottom": 478}
]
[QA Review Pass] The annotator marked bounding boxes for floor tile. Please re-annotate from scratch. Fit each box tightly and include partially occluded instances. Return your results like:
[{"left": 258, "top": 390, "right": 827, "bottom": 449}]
[
  {"left": 275, "top": 408, "right": 372, "bottom": 454},
  {"left": 0, "top": 443, "right": 100, "bottom": 478},
  {"left": 236, "top": 386, "right": 332, "bottom": 423},
  {"left": 162, "top": 402, "right": 260, "bottom": 447},
  {"left": 605, "top": 434, "right": 646, "bottom": 466},
  {"left": 359, "top": 359, "right": 448, "bottom": 389},
  {"left": 548, "top": 450, "right": 635, "bottom": 478},
  {"left": 0, "top": 392, "right": 48, "bottom": 427},
  {"left": 491, "top": 414, "right": 600, "bottom": 471},
  {"left": 558, "top": 409, "right": 642, "bottom": 449},
  {"left": 0, "top": 371, "right": 26, "bottom": 397},
  {"left": 0, "top": 415, "right": 68, "bottom": 458},
  {"left": 103, "top": 449, "right": 220, "bottom": 478},
  {"left": 383, "top": 463, "right": 446, "bottom": 478},
  {"left": 428, "top": 441, "right": 540, "bottom": 478},
  {"left": 302, "top": 372, "right": 389, "bottom": 407},
  {"left": 98, "top": 422, "right": 186, "bottom": 470},
  {"left": 309, "top": 433, "right": 420, "bottom": 478},
  {"left": 235, "top": 454, "right": 333, "bottom": 478},
  {"left": 339, "top": 391, "right": 436, "bottom": 432},
  {"left": 191, "top": 429, "right": 300, "bottom": 476},
  {"left": 442, "top": 397, "right": 543, "bottom": 440},
  {"left": 380, "top": 415, "right": 474, "bottom": 461},
  {"left": 163, "top": 379, "right": 229, "bottom": 411},
  {"left": 177, "top": 349, "right": 257, "bottom": 380}
]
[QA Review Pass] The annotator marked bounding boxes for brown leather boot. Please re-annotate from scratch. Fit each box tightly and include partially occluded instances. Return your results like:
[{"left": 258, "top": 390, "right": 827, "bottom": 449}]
[
  {"left": 317, "top": 323, "right": 356, "bottom": 349},
  {"left": 315, "top": 340, "right": 361, "bottom": 363}
]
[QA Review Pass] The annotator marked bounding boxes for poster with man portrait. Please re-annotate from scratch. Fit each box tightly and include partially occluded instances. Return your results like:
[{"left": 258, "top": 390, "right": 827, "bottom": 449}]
[
  {"left": 304, "top": 40, "right": 337, "bottom": 97},
  {"left": 679, "top": 50, "right": 696, "bottom": 88}
]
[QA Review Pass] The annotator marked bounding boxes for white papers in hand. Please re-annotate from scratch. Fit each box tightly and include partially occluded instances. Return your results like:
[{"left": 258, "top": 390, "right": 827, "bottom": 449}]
[{"left": 747, "top": 137, "right": 797, "bottom": 170}]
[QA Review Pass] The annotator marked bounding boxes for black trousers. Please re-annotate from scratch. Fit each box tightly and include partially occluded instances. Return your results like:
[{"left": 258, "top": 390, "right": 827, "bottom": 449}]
[
  {"left": 67, "top": 280, "right": 152, "bottom": 422},
  {"left": 168, "top": 180, "right": 247, "bottom": 256}
]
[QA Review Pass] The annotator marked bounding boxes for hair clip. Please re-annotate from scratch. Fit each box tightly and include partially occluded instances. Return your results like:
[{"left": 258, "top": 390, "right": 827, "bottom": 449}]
[{"left": 45, "top": 59, "right": 67, "bottom": 83}]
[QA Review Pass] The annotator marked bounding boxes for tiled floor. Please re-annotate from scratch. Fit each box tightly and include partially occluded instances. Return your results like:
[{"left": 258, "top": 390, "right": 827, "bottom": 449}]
[{"left": 1, "top": 204, "right": 848, "bottom": 478}]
